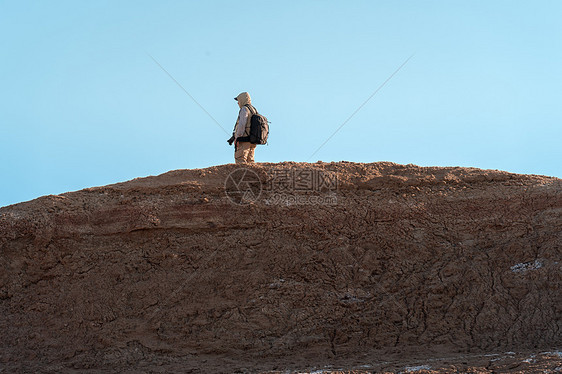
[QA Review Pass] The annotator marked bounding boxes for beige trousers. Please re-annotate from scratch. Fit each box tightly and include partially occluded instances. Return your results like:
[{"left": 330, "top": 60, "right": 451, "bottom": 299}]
[{"left": 235, "top": 141, "right": 257, "bottom": 164}]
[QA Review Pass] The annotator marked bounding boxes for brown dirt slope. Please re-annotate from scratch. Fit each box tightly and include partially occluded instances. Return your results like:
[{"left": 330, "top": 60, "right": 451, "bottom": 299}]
[{"left": 0, "top": 162, "right": 561, "bottom": 373}]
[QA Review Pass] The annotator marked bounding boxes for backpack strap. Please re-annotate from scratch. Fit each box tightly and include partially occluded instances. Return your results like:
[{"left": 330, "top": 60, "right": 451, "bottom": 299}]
[{"left": 244, "top": 103, "right": 258, "bottom": 115}]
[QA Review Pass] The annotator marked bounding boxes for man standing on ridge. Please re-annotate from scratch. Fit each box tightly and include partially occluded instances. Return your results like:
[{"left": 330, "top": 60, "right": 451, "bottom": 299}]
[{"left": 232, "top": 92, "right": 257, "bottom": 164}]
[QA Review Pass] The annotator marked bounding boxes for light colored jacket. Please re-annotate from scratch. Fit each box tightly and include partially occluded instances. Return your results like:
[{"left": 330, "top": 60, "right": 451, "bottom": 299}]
[{"left": 234, "top": 92, "right": 253, "bottom": 139}]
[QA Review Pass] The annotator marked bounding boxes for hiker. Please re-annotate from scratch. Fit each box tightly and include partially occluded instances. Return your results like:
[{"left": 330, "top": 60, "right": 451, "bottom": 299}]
[{"left": 232, "top": 92, "right": 257, "bottom": 164}]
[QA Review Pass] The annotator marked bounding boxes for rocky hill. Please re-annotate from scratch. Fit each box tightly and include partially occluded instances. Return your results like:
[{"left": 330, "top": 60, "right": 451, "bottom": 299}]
[{"left": 1, "top": 162, "right": 561, "bottom": 373}]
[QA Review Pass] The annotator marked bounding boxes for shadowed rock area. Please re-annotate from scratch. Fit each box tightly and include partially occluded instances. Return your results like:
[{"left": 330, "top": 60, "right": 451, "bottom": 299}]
[{"left": 1, "top": 162, "right": 561, "bottom": 373}]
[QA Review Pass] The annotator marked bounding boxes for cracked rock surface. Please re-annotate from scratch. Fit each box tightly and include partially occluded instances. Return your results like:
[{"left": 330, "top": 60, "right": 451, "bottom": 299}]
[{"left": 1, "top": 162, "right": 560, "bottom": 373}]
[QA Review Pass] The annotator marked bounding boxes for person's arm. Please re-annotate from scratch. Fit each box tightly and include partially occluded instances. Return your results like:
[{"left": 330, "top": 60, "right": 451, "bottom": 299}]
[{"left": 235, "top": 107, "right": 249, "bottom": 139}]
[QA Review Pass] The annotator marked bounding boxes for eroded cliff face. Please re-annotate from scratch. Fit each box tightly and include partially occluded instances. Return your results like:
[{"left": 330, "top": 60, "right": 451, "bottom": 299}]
[{"left": 0, "top": 162, "right": 560, "bottom": 373}]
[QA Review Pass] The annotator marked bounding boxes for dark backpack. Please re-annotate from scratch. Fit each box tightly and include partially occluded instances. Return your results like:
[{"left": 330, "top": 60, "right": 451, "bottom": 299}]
[{"left": 245, "top": 104, "right": 269, "bottom": 145}]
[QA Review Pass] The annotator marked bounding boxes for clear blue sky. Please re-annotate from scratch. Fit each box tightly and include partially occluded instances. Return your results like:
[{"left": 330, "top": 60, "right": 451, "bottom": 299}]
[{"left": 1, "top": 0, "right": 561, "bottom": 207}]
